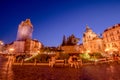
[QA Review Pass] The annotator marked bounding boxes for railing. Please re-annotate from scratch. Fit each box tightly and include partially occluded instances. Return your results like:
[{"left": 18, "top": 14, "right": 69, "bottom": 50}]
[
  {"left": 54, "top": 59, "right": 66, "bottom": 66},
  {"left": 12, "top": 57, "right": 120, "bottom": 67}
]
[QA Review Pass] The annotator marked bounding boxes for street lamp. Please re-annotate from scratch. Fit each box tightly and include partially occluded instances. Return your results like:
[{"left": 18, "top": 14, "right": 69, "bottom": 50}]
[
  {"left": 9, "top": 48, "right": 15, "bottom": 55},
  {"left": 0, "top": 41, "right": 4, "bottom": 45},
  {"left": 105, "top": 47, "right": 118, "bottom": 57},
  {"left": 0, "top": 41, "right": 4, "bottom": 54},
  {"left": 86, "top": 50, "right": 90, "bottom": 53}
]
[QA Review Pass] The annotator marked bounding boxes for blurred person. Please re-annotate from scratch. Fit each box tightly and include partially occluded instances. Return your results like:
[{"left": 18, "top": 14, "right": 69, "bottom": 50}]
[
  {"left": 68, "top": 56, "right": 74, "bottom": 67},
  {"left": 72, "top": 55, "right": 79, "bottom": 68},
  {"left": 49, "top": 56, "right": 56, "bottom": 67}
]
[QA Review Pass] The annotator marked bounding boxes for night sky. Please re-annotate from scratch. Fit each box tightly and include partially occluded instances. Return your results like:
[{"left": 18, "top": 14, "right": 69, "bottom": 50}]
[{"left": 0, "top": 0, "right": 120, "bottom": 46}]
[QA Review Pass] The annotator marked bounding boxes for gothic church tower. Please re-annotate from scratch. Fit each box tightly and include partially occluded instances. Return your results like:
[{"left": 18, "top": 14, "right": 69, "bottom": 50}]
[{"left": 16, "top": 19, "right": 33, "bottom": 41}]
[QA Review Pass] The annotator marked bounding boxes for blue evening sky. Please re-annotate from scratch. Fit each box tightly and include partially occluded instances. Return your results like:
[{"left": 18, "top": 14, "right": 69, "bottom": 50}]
[{"left": 0, "top": 0, "right": 120, "bottom": 46}]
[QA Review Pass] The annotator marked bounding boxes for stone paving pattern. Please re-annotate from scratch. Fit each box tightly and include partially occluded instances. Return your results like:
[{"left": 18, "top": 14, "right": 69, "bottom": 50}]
[
  {"left": 12, "top": 62, "right": 120, "bottom": 80},
  {"left": 1, "top": 56, "right": 120, "bottom": 80}
]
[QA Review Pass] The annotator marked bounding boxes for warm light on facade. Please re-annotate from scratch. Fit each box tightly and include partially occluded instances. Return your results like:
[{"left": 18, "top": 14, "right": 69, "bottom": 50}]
[
  {"left": 83, "top": 25, "right": 104, "bottom": 53},
  {"left": 105, "top": 48, "right": 109, "bottom": 52},
  {"left": 0, "top": 41, "right": 4, "bottom": 45},
  {"left": 9, "top": 48, "right": 15, "bottom": 53},
  {"left": 105, "top": 47, "right": 118, "bottom": 52},
  {"left": 86, "top": 50, "right": 90, "bottom": 53},
  {"left": 37, "top": 50, "right": 40, "bottom": 53}
]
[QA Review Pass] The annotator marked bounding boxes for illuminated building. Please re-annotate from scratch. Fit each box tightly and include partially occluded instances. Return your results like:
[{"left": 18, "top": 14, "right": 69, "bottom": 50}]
[
  {"left": 82, "top": 25, "right": 104, "bottom": 53},
  {"left": 10, "top": 19, "right": 42, "bottom": 55},
  {"left": 4, "top": 18, "right": 120, "bottom": 56},
  {"left": 12, "top": 39, "right": 42, "bottom": 54},
  {"left": 103, "top": 24, "right": 120, "bottom": 55},
  {"left": 24, "top": 39, "right": 42, "bottom": 54},
  {"left": 16, "top": 19, "right": 33, "bottom": 41}
]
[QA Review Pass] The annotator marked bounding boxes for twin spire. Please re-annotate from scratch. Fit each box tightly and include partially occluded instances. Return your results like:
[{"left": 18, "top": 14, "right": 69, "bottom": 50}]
[
  {"left": 20, "top": 19, "right": 33, "bottom": 28},
  {"left": 16, "top": 19, "right": 33, "bottom": 41}
]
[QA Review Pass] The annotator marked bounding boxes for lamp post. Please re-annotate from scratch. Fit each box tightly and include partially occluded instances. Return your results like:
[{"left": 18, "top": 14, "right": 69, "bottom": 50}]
[
  {"left": 0, "top": 41, "right": 4, "bottom": 54},
  {"left": 105, "top": 47, "right": 118, "bottom": 58},
  {"left": 9, "top": 48, "right": 15, "bottom": 55},
  {"left": 0, "top": 41, "right": 4, "bottom": 45}
]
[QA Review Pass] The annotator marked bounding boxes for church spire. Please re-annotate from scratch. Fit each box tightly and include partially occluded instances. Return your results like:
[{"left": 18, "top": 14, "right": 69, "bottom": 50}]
[
  {"left": 85, "top": 24, "right": 92, "bottom": 32},
  {"left": 21, "top": 19, "right": 33, "bottom": 28}
]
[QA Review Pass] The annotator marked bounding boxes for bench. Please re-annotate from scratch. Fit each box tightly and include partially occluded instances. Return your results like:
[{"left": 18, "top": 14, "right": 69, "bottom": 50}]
[{"left": 54, "top": 60, "right": 66, "bottom": 67}]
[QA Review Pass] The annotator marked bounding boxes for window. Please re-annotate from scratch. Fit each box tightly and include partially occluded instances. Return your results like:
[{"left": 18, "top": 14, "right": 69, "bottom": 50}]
[
  {"left": 118, "top": 36, "right": 120, "bottom": 40},
  {"left": 98, "top": 45, "right": 101, "bottom": 50},
  {"left": 117, "top": 30, "right": 119, "bottom": 34},
  {"left": 111, "top": 32, "right": 113, "bottom": 36},
  {"left": 106, "top": 34, "right": 107, "bottom": 38},
  {"left": 104, "top": 44, "right": 106, "bottom": 47}
]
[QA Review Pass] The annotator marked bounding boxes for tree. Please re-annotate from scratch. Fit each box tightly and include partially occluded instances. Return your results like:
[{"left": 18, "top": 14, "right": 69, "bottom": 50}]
[
  {"left": 61, "top": 34, "right": 80, "bottom": 46},
  {"left": 67, "top": 34, "right": 80, "bottom": 45},
  {"left": 61, "top": 35, "right": 66, "bottom": 46},
  {"left": 80, "top": 52, "right": 90, "bottom": 60}
]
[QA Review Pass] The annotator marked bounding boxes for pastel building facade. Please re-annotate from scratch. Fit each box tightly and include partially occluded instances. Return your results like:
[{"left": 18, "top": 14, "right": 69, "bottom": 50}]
[{"left": 103, "top": 24, "right": 120, "bottom": 55}]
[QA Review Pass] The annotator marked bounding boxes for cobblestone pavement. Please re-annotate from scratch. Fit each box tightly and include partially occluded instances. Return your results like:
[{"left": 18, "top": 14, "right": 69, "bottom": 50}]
[
  {"left": 0, "top": 56, "right": 13, "bottom": 80},
  {"left": 1, "top": 56, "right": 120, "bottom": 80},
  {"left": 0, "top": 56, "right": 8, "bottom": 80},
  {"left": 12, "top": 62, "right": 120, "bottom": 80}
]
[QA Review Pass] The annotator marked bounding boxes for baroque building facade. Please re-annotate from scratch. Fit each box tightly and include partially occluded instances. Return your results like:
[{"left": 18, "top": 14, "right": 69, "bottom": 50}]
[{"left": 82, "top": 25, "right": 104, "bottom": 53}]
